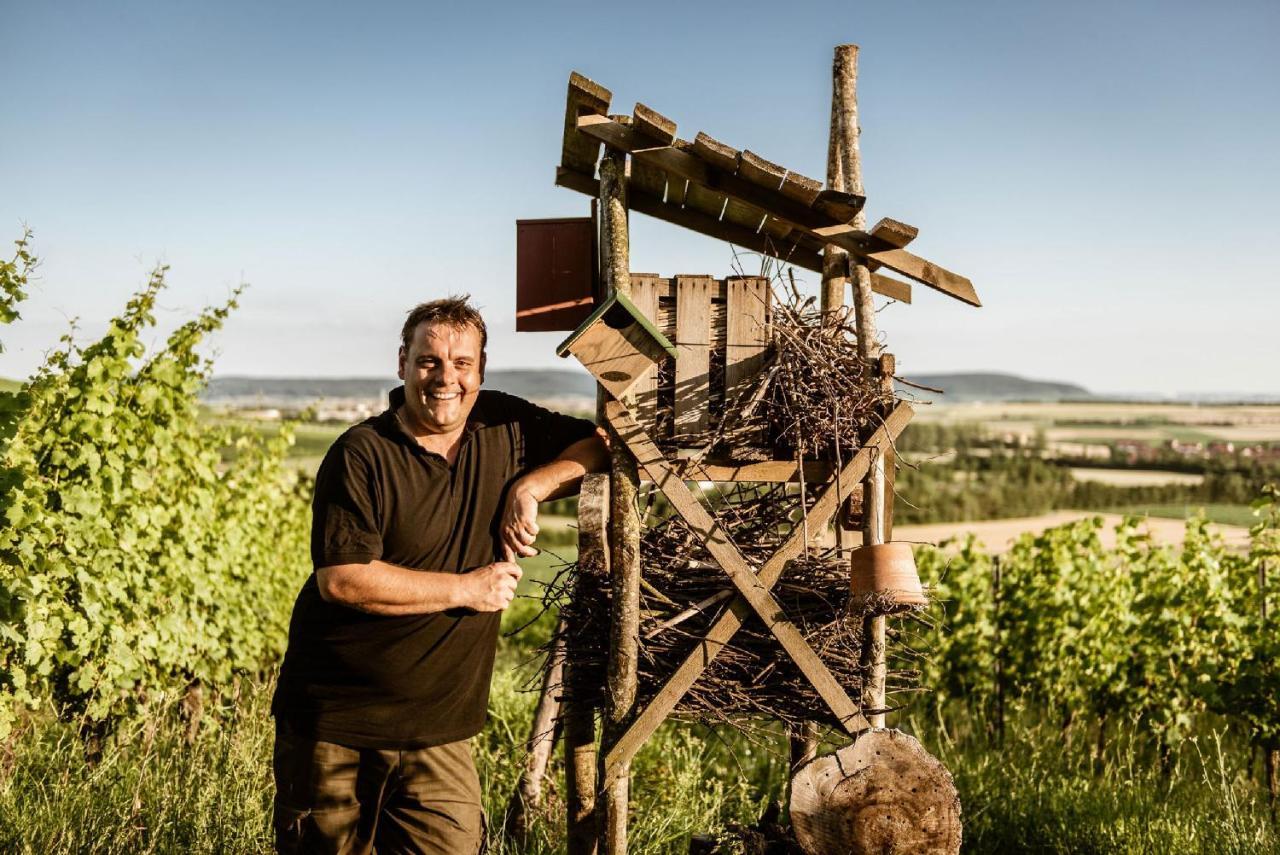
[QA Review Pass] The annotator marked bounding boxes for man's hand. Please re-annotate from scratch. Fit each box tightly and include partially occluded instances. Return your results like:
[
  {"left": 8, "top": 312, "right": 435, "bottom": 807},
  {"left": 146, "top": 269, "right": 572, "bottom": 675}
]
[
  {"left": 500, "top": 485, "right": 540, "bottom": 559},
  {"left": 458, "top": 561, "right": 522, "bottom": 612}
]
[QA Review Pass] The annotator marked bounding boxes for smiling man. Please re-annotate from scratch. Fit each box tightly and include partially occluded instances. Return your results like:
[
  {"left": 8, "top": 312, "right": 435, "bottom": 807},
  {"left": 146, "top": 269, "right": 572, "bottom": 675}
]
[{"left": 271, "top": 297, "right": 607, "bottom": 854}]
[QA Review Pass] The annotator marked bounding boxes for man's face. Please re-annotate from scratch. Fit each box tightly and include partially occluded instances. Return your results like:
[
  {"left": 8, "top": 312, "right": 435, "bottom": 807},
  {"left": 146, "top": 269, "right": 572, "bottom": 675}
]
[{"left": 397, "top": 321, "right": 485, "bottom": 436}]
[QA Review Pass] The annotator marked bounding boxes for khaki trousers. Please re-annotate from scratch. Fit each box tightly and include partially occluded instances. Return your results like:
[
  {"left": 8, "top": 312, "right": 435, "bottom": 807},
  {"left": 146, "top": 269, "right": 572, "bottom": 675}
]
[{"left": 272, "top": 722, "right": 484, "bottom": 855}]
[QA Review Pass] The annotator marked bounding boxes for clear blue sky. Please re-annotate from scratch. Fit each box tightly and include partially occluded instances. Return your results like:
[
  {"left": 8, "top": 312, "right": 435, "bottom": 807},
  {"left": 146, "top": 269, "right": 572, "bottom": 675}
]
[{"left": 4, "top": 0, "right": 1278, "bottom": 396}]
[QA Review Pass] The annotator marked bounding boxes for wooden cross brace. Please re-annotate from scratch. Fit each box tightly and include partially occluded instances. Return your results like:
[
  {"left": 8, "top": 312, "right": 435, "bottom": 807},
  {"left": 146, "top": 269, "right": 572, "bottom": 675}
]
[{"left": 598, "top": 395, "right": 915, "bottom": 789}]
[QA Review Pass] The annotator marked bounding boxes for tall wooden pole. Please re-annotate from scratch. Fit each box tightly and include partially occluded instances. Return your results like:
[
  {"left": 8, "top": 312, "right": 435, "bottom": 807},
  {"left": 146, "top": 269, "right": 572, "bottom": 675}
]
[
  {"left": 598, "top": 147, "right": 641, "bottom": 855},
  {"left": 828, "top": 44, "right": 890, "bottom": 728}
]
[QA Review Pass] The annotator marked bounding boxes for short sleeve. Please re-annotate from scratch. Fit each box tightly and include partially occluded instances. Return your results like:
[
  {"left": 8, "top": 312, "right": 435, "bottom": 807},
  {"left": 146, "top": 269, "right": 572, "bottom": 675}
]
[
  {"left": 511, "top": 396, "right": 598, "bottom": 470},
  {"left": 311, "top": 441, "right": 383, "bottom": 568}
]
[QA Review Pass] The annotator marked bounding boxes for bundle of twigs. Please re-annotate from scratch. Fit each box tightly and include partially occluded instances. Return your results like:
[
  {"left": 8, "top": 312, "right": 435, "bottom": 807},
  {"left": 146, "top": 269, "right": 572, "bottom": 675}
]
[
  {"left": 684, "top": 287, "right": 894, "bottom": 464},
  {"left": 545, "top": 484, "right": 928, "bottom": 730}
]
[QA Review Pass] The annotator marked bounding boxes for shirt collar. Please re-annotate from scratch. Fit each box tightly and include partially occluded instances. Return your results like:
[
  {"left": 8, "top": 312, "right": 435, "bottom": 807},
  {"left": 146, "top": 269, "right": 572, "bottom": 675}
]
[{"left": 379, "top": 385, "right": 486, "bottom": 453}]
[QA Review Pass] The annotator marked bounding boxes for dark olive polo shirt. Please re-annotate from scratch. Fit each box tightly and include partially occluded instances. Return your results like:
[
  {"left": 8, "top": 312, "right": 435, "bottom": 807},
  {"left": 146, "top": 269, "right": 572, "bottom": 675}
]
[{"left": 272, "top": 386, "right": 596, "bottom": 749}]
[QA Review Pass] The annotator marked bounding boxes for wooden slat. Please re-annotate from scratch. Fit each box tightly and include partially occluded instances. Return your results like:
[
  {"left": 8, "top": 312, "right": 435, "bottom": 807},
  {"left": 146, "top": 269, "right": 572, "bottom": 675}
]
[
  {"left": 812, "top": 189, "right": 863, "bottom": 224},
  {"left": 604, "top": 399, "right": 871, "bottom": 735},
  {"left": 561, "top": 73, "right": 611, "bottom": 175},
  {"left": 864, "top": 247, "right": 980, "bottom": 307},
  {"left": 673, "top": 275, "right": 713, "bottom": 440},
  {"left": 656, "top": 458, "right": 834, "bottom": 483},
  {"left": 779, "top": 170, "right": 822, "bottom": 205},
  {"left": 630, "top": 157, "right": 667, "bottom": 200},
  {"left": 870, "top": 272, "right": 912, "bottom": 303},
  {"left": 632, "top": 103, "right": 676, "bottom": 145},
  {"left": 724, "top": 277, "right": 769, "bottom": 416},
  {"left": 869, "top": 217, "right": 919, "bottom": 249},
  {"left": 601, "top": 402, "right": 917, "bottom": 786},
  {"left": 691, "top": 131, "right": 739, "bottom": 172},
  {"left": 629, "top": 275, "right": 662, "bottom": 432},
  {"left": 737, "top": 151, "right": 786, "bottom": 191}
]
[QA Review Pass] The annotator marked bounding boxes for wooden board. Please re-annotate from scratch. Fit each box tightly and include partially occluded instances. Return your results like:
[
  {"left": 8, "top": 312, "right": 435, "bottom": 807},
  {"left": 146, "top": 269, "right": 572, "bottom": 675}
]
[
  {"left": 737, "top": 150, "right": 786, "bottom": 191},
  {"left": 657, "top": 458, "right": 833, "bottom": 483},
  {"left": 724, "top": 277, "right": 769, "bottom": 442},
  {"left": 629, "top": 275, "right": 664, "bottom": 432},
  {"left": 632, "top": 102, "right": 676, "bottom": 145},
  {"left": 673, "top": 275, "right": 713, "bottom": 440},
  {"left": 600, "top": 402, "right": 915, "bottom": 786},
  {"left": 562, "top": 73, "right": 611, "bottom": 175},
  {"left": 564, "top": 319, "right": 663, "bottom": 402}
]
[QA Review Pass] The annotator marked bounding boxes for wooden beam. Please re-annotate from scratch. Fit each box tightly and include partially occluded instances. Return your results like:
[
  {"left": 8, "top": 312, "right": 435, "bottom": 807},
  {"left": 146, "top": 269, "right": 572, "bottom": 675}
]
[
  {"left": 653, "top": 458, "right": 834, "bottom": 483},
  {"left": 604, "top": 398, "right": 869, "bottom": 733},
  {"left": 600, "top": 402, "right": 916, "bottom": 786},
  {"left": 870, "top": 272, "right": 912, "bottom": 304}
]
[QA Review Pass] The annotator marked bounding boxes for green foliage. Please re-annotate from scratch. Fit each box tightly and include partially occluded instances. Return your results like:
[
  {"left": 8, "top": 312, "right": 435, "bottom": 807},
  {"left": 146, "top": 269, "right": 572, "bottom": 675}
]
[
  {"left": 0, "top": 239, "right": 311, "bottom": 738},
  {"left": 0, "top": 229, "right": 35, "bottom": 341},
  {"left": 920, "top": 496, "right": 1280, "bottom": 758}
]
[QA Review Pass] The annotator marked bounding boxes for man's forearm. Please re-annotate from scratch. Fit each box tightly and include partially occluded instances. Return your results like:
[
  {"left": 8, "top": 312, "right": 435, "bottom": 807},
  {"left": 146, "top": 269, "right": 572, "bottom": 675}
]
[
  {"left": 316, "top": 560, "right": 464, "bottom": 616},
  {"left": 517, "top": 433, "right": 610, "bottom": 502}
]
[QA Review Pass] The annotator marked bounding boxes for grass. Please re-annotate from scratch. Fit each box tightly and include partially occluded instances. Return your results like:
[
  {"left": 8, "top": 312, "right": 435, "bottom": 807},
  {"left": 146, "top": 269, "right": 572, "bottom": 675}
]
[
  {"left": 1118, "top": 503, "right": 1259, "bottom": 527},
  {"left": 5, "top": 652, "right": 1277, "bottom": 853},
  {"left": 5, "top": 519, "right": 1278, "bottom": 855}
]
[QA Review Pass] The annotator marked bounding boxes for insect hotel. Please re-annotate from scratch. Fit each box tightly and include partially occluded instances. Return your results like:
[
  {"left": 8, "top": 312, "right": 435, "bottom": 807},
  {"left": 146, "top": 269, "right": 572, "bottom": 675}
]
[{"left": 508, "top": 46, "right": 979, "bottom": 855}]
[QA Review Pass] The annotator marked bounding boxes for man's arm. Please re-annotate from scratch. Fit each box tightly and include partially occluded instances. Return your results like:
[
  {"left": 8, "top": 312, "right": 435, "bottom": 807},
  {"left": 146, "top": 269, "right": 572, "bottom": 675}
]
[
  {"left": 500, "top": 430, "right": 609, "bottom": 559},
  {"left": 316, "top": 559, "right": 522, "bottom": 616}
]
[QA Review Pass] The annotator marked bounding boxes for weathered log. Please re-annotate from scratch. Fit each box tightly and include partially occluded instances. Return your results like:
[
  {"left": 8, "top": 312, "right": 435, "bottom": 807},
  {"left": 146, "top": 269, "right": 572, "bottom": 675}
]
[{"left": 790, "top": 730, "right": 961, "bottom": 855}]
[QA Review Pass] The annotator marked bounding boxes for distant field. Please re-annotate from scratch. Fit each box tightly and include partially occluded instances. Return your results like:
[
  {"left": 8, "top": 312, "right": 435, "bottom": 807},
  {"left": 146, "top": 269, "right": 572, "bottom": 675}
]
[
  {"left": 1114, "top": 503, "right": 1259, "bottom": 528},
  {"left": 1068, "top": 467, "right": 1203, "bottom": 486},
  {"left": 917, "top": 400, "right": 1280, "bottom": 445}
]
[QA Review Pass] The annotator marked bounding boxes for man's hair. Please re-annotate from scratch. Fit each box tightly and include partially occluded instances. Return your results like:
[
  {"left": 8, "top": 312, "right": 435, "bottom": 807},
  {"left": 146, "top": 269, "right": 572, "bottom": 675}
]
[{"left": 400, "top": 296, "right": 487, "bottom": 354}]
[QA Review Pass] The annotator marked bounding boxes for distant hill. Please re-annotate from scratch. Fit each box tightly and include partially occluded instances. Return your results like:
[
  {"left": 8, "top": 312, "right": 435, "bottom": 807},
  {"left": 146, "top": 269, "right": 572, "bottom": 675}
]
[
  {"left": 204, "top": 369, "right": 595, "bottom": 405},
  {"left": 897, "top": 372, "right": 1092, "bottom": 402},
  {"left": 206, "top": 370, "right": 1088, "bottom": 406}
]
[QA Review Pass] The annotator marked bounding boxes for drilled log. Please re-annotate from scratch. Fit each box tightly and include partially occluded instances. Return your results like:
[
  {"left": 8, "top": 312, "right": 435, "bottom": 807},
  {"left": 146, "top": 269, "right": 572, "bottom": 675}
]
[{"left": 790, "top": 730, "right": 961, "bottom": 855}]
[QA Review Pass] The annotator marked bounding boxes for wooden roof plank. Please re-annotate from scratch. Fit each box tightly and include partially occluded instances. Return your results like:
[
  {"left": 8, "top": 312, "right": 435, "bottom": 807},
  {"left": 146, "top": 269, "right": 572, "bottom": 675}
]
[
  {"left": 869, "top": 217, "right": 919, "bottom": 249},
  {"left": 691, "top": 131, "right": 740, "bottom": 172},
  {"left": 562, "top": 72, "right": 612, "bottom": 175},
  {"left": 632, "top": 103, "right": 677, "bottom": 146},
  {"left": 779, "top": 170, "right": 822, "bottom": 205},
  {"left": 737, "top": 150, "right": 786, "bottom": 191}
]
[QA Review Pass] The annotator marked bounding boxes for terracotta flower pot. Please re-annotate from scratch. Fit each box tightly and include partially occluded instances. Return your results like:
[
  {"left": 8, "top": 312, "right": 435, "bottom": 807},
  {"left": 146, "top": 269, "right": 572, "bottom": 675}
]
[{"left": 849, "top": 542, "right": 927, "bottom": 608}]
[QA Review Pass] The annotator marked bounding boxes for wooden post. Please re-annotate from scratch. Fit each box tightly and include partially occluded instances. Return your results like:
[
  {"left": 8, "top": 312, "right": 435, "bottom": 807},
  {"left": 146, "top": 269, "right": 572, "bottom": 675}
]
[
  {"left": 992, "top": 556, "right": 1004, "bottom": 746},
  {"left": 829, "top": 43, "right": 890, "bottom": 729},
  {"left": 598, "top": 147, "right": 641, "bottom": 855},
  {"left": 503, "top": 624, "right": 565, "bottom": 845},
  {"left": 566, "top": 475, "right": 610, "bottom": 855}
]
